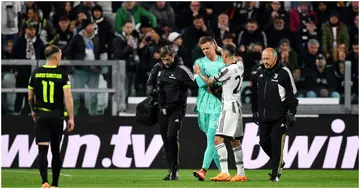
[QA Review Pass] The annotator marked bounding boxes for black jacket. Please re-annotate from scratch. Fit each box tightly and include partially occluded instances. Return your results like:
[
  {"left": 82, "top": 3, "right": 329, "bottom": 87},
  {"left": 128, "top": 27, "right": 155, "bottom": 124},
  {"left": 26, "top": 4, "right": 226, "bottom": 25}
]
[
  {"left": 146, "top": 56, "right": 198, "bottom": 108},
  {"left": 251, "top": 62, "right": 299, "bottom": 122}
]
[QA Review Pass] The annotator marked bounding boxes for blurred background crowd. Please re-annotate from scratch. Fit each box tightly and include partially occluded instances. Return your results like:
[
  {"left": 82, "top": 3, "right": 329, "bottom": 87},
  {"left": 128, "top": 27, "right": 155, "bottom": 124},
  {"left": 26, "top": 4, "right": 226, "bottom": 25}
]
[{"left": 1, "top": 1, "right": 359, "bottom": 116}]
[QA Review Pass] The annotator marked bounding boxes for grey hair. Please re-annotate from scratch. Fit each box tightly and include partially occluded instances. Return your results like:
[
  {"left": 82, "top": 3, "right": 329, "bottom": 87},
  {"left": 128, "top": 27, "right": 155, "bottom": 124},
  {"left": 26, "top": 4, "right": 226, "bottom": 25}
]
[
  {"left": 270, "top": 48, "right": 277, "bottom": 59},
  {"left": 308, "top": 39, "right": 320, "bottom": 47}
]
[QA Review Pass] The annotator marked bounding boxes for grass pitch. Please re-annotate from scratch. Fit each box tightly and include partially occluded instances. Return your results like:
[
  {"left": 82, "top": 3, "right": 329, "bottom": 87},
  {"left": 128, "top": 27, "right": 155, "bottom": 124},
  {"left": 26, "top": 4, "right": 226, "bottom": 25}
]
[{"left": 1, "top": 169, "right": 358, "bottom": 188}]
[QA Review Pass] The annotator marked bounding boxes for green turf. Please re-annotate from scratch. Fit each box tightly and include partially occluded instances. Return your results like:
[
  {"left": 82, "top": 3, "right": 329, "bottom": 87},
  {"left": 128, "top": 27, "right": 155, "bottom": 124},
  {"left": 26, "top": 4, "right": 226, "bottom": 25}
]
[{"left": 1, "top": 169, "right": 358, "bottom": 188}]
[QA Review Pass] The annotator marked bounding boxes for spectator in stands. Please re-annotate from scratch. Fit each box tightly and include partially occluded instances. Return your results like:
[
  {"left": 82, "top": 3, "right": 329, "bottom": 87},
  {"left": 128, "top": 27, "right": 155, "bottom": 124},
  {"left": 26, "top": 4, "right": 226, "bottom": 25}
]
[
  {"left": 20, "top": 1, "right": 38, "bottom": 22},
  {"left": 2, "top": 2, "right": 21, "bottom": 51},
  {"left": 92, "top": 4, "right": 114, "bottom": 60},
  {"left": 176, "top": 2, "right": 207, "bottom": 31},
  {"left": 212, "top": 13, "right": 233, "bottom": 45},
  {"left": 22, "top": 7, "right": 57, "bottom": 45},
  {"left": 221, "top": 32, "right": 236, "bottom": 46},
  {"left": 113, "top": 20, "right": 140, "bottom": 97},
  {"left": 52, "top": 16, "right": 73, "bottom": 53},
  {"left": 321, "top": 11, "right": 349, "bottom": 59},
  {"left": 12, "top": 21, "right": 45, "bottom": 114},
  {"left": 182, "top": 15, "right": 214, "bottom": 63},
  {"left": 289, "top": 2, "right": 317, "bottom": 33},
  {"left": 137, "top": 28, "right": 170, "bottom": 95},
  {"left": 295, "top": 15, "right": 319, "bottom": 53},
  {"left": 51, "top": 2, "right": 75, "bottom": 27},
  {"left": 74, "top": 11, "right": 89, "bottom": 33},
  {"left": 315, "top": 2, "right": 330, "bottom": 28},
  {"left": 168, "top": 32, "right": 190, "bottom": 69},
  {"left": 261, "top": 1, "right": 288, "bottom": 31},
  {"left": 331, "top": 43, "right": 348, "bottom": 65},
  {"left": 65, "top": 19, "right": 101, "bottom": 116},
  {"left": 342, "top": 1, "right": 358, "bottom": 27},
  {"left": 265, "top": 16, "right": 290, "bottom": 48},
  {"left": 334, "top": 60, "right": 358, "bottom": 104},
  {"left": 114, "top": 2, "right": 156, "bottom": 33},
  {"left": 299, "top": 39, "right": 321, "bottom": 70},
  {"left": 348, "top": 42, "right": 359, "bottom": 84},
  {"left": 278, "top": 38, "right": 298, "bottom": 73},
  {"left": 243, "top": 42, "right": 263, "bottom": 81},
  {"left": 2, "top": 40, "right": 16, "bottom": 114},
  {"left": 232, "top": 2, "right": 260, "bottom": 32},
  {"left": 150, "top": 2, "right": 175, "bottom": 30},
  {"left": 349, "top": 15, "right": 358, "bottom": 47},
  {"left": 304, "top": 53, "right": 339, "bottom": 98},
  {"left": 73, "top": 1, "right": 95, "bottom": 22},
  {"left": 237, "top": 20, "right": 267, "bottom": 54}
]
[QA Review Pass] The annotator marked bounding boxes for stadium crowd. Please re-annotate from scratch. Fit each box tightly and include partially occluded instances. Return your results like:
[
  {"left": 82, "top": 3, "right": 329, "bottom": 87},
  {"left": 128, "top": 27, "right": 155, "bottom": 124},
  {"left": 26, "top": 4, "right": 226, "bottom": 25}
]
[{"left": 1, "top": 1, "right": 359, "bottom": 115}]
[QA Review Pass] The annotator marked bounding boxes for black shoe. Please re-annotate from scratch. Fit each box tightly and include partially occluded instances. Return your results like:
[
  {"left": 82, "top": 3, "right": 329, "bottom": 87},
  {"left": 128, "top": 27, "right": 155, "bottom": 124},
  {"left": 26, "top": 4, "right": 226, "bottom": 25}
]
[
  {"left": 268, "top": 173, "right": 280, "bottom": 182},
  {"left": 279, "top": 162, "right": 285, "bottom": 178},
  {"left": 170, "top": 170, "right": 179, "bottom": 180}
]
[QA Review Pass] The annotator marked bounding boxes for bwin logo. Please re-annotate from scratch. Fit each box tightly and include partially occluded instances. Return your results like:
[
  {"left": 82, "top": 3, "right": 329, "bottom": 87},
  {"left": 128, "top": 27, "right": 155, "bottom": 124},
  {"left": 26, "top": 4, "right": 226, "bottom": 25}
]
[{"left": 242, "top": 119, "right": 358, "bottom": 169}]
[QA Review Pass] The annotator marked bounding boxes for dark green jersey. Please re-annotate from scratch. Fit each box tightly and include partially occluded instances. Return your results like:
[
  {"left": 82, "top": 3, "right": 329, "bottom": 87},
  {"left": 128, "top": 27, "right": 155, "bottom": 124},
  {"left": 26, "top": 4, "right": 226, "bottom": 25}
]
[{"left": 28, "top": 65, "right": 71, "bottom": 116}]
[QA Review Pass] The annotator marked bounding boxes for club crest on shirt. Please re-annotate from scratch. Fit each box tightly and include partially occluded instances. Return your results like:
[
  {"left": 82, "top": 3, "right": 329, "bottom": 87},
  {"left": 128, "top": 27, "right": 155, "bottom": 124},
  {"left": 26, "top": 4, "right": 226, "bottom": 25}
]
[{"left": 169, "top": 74, "right": 176, "bottom": 80}]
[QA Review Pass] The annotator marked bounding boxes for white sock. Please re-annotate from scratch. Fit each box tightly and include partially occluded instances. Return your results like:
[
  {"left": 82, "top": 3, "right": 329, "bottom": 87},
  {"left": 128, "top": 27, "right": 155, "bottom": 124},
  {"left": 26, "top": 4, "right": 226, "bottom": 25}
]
[
  {"left": 216, "top": 143, "right": 229, "bottom": 174},
  {"left": 233, "top": 146, "right": 245, "bottom": 176}
]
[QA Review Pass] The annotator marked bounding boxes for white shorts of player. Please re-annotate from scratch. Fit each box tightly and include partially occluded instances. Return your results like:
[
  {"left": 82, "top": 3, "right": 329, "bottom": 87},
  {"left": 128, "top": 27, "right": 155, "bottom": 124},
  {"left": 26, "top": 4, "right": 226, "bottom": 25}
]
[{"left": 216, "top": 100, "right": 243, "bottom": 139}]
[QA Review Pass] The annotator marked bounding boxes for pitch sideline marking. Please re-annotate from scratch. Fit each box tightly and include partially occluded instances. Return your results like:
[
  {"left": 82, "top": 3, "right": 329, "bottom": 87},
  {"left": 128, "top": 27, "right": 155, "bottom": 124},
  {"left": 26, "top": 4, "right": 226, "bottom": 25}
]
[{"left": 2, "top": 170, "right": 72, "bottom": 177}]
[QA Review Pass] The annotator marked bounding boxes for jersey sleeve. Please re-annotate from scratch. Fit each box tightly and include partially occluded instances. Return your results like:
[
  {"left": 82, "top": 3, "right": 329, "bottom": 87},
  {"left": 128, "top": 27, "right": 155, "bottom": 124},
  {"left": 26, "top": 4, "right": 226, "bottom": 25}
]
[
  {"left": 28, "top": 71, "right": 35, "bottom": 90},
  {"left": 214, "top": 66, "right": 231, "bottom": 82},
  {"left": 62, "top": 73, "right": 71, "bottom": 89},
  {"left": 194, "top": 60, "right": 207, "bottom": 88}
]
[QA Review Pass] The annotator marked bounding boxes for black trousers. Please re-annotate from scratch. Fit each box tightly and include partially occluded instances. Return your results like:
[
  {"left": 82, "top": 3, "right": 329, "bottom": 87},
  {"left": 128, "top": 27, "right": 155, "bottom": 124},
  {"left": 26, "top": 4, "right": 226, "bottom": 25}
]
[
  {"left": 259, "top": 117, "right": 286, "bottom": 175},
  {"left": 157, "top": 105, "right": 185, "bottom": 173}
]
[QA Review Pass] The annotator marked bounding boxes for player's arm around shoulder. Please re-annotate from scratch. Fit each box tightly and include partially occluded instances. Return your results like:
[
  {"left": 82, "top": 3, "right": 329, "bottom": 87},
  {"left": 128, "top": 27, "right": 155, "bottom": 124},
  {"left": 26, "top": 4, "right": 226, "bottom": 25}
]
[{"left": 63, "top": 73, "right": 75, "bottom": 132}]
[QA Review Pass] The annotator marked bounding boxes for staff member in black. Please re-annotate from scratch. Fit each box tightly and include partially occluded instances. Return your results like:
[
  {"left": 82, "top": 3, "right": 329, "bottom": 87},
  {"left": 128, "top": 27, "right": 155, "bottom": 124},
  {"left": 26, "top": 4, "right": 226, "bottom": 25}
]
[
  {"left": 147, "top": 45, "right": 198, "bottom": 180},
  {"left": 251, "top": 48, "right": 298, "bottom": 182},
  {"left": 28, "top": 45, "right": 75, "bottom": 188}
]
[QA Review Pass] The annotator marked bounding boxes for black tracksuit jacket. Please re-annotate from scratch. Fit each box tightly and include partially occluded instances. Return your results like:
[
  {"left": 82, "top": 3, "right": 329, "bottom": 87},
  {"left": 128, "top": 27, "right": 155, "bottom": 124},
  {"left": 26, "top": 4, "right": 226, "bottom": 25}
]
[{"left": 251, "top": 62, "right": 299, "bottom": 122}]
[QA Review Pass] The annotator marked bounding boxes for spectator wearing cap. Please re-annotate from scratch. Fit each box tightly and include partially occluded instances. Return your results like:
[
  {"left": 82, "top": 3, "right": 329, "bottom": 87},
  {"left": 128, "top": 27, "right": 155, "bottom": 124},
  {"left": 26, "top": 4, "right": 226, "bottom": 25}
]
[
  {"left": 113, "top": 20, "right": 140, "bottom": 97},
  {"left": 182, "top": 15, "right": 214, "bottom": 62},
  {"left": 92, "top": 4, "right": 114, "bottom": 60},
  {"left": 12, "top": 21, "right": 45, "bottom": 114},
  {"left": 298, "top": 39, "right": 321, "bottom": 70},
  {"left": 176, "top": 1, "right": 207, "bottom": 30},
  {"left": 265, "top": 16, "right": 290, "bottom": 48},
  {"left": 150, "top": 2, "right": 176, "bottom": 30},
  {"left": 237, "top": 20, "right": 267, "bottom": 54},
  {"left": 168, "top": 32, "right": 190, "bottom": 68},
  {"left": 261, "top": 1, "right": 289, "bottom": 31},
  {"left": 212, "top": 13, "right": 234, "bottom": 46},
  {"left": 289, "top": 2, "right": 318, "bottom": 33},
  {"left": 321, "top": 11, "right": 349, "bottom": 59},
  {"left": 277, "top": 38, "right": 298, "bottom": 73},
  {"left": 21, "top": 7, "right": 57, "bottom": 45},
  {"left": 114, "top": 2, "right": 156, "bottom": 33},
  {"left": 303, "top": 53, "right": 339, "bottom": 98},
  {"left": 66, "top": 19, "right": 101, "bottom": 116}
]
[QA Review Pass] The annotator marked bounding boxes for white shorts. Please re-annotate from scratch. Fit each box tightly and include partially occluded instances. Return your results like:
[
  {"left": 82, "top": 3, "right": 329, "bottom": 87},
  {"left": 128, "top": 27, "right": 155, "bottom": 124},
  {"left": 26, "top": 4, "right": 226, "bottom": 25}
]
[{"left": 216, "top": 109, "right": 243, "bottom": 139}]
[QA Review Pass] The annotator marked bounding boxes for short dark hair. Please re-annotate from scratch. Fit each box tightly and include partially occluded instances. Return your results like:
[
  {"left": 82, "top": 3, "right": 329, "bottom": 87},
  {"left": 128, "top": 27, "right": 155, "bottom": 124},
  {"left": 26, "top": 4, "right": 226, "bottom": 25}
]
[
  {"left": 223, "top": 32, "right": 235, "bottom": 40},
  {"left": 223, "top": 44, "right": 236, "bottom": 57},
  {"left": 122, "top": 20, "right": 132, "bottom": 27},
  {"left": 199, "top": 36, "right": 215, "bottom": 45},
  {"left": 247, "top": 19, "right": 258, "bottom": 25},
  {"left": 44, "top": 45, "right": 61, "bottom": 59},
  {"left": 193, "top": 15, "right": 204, "bottom": 21},
  {"left": 159, "top": 45, "right": 175, "bottom": 58}
]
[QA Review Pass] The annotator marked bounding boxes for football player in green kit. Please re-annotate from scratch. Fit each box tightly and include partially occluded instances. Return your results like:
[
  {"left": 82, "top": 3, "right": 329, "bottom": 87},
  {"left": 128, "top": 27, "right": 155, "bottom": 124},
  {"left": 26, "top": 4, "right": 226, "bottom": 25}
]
[{"left": 192, "top": 36, "right": 225, "bottom": 181}]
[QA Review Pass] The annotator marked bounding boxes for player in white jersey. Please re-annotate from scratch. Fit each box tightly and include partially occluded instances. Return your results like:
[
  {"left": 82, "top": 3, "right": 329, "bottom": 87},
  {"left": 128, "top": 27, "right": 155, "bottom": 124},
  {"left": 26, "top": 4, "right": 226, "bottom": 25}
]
[{"left": 193, "top": 44, "right": 246, "bottom": 182}]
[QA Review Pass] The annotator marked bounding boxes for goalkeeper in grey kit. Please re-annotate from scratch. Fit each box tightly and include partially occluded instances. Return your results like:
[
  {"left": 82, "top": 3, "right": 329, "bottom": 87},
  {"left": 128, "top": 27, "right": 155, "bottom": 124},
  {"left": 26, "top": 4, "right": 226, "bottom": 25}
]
[{"left": 251, "top": 48, "right": 299, "bottom": 182}]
